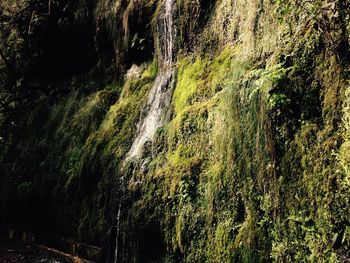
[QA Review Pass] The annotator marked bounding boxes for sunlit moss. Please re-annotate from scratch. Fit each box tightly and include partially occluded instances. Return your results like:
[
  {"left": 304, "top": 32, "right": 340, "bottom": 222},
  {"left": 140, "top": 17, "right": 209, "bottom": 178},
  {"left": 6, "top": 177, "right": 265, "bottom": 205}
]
[{"left": 1, "top": 1, "right": 349, "bottom": 262}]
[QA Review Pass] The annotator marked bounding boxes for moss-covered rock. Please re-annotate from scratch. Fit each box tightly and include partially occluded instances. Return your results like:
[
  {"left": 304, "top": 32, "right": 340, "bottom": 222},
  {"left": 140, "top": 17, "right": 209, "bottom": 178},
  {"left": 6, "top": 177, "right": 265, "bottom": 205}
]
[{"left": 0, "top": 0, "right": 349, "bottom": 262}]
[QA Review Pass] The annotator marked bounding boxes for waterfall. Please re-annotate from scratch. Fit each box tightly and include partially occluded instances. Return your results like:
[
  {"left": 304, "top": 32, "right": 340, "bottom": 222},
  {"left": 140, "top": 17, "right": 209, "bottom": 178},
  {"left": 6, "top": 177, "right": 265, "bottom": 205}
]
[
  {"left": 113, "top": 1, "right": 176, "bottom": 262},
  {"left": 127, "top": 0, "right": 176, "bottom": 159}
]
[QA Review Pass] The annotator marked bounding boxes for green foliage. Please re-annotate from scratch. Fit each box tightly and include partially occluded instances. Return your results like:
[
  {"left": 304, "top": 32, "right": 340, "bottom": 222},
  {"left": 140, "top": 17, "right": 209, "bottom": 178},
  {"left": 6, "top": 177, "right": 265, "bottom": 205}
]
[
  {"left": 1, "top": 1, "right": 349, "bottom": 263},
  {"left": 131, "top": 33, "right": 146, "bottom": 50},
  {"left": 269, "top": 93, "right": 291, "bottom": 110},
  {"left": 338, "top": 86, "right": 350, "bottom": 185}
]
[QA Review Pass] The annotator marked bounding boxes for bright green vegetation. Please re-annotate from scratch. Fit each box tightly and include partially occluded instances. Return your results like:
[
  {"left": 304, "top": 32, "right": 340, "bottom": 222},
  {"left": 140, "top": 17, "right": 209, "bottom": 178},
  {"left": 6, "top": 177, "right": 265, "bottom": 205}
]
[{"left": 0, "top": 0, "right": 349, "bottom": 262}]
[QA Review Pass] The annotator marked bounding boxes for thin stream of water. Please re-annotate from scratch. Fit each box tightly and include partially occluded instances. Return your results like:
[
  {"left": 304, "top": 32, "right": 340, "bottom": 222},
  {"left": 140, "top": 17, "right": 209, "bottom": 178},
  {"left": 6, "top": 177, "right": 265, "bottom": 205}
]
[
  {"left": 127, "top": 0, "right": 176, "bottom": 159},
  {"left": 114, "top": 1, "right": 176, "bottom": 262}
]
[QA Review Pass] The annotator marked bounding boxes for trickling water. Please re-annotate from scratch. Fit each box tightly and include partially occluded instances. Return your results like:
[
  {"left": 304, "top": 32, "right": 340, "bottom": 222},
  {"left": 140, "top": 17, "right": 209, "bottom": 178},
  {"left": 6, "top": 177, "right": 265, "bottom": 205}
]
[
  {"left": 127, "top": 0, "right": 176, "bottom": 159},
  {"left": 113, "top": 2, "right": 176, "bottom": 262},
  {"left": 114, "top": 176, "right": 125, "bottom": 263}
]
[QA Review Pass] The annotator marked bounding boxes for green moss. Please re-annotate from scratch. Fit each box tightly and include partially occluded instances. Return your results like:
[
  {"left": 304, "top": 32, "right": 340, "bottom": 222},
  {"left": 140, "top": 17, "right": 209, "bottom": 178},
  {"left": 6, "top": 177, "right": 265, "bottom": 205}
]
[
  {"left": 339, "top": 87, "right": 350, "bottom": 186},
  {"left": 173, "top": 56, "right": 208, "bottom": 114},
  {"left": 1, "top": 1, "right": 349, "bottom": 262},
  {"left": 139, "top": 47, "right": 278, "bottom": 262}
]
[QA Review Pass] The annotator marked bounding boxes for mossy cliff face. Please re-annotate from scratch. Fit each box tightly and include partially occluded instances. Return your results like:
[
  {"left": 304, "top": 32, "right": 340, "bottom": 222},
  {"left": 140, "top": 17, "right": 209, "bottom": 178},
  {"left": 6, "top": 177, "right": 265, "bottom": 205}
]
[{"left": 0, "top": 0, "right": 349, "bottom": 262}]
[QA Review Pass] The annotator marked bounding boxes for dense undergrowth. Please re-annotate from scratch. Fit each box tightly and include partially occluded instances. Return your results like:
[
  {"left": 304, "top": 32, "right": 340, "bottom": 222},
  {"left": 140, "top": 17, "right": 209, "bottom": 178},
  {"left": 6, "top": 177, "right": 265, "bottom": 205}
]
[{"left": 0, "top": 0, "right": 349, "bottom": 262}]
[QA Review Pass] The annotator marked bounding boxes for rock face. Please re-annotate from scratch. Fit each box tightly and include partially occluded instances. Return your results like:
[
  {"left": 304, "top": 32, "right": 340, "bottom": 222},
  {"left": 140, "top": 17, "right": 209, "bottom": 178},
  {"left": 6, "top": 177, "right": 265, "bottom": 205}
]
[{"left": 0, "top": 1, "right": 349, "bottom": 263}]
